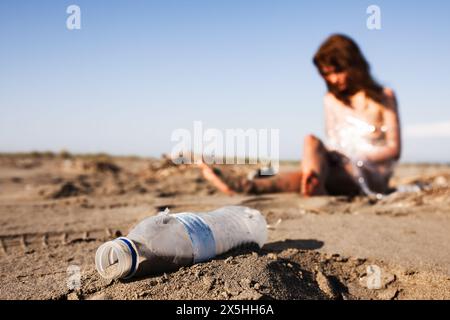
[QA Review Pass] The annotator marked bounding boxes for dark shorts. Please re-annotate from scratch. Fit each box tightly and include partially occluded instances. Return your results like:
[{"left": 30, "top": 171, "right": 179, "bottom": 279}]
[
  {"left": 325, "top": 150, "right": 392, "bottom": 195},
  {"left": 324, "top": 151, "right": 362, "bottom": 196}
]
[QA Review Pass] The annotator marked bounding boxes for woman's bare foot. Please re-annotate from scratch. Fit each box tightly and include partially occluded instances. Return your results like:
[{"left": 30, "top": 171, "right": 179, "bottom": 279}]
[
  {"left": 301, "top": 170, "right": 327, "bottom": 196},
  {"left": 197, "top": 161, "right": 236, "bottom": 196}
]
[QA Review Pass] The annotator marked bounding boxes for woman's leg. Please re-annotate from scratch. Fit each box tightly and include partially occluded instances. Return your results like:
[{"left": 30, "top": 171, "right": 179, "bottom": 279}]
[
  {"left": 198, "top": 134, "right": 330, "bottom": 196},
  {"left": 247, "top": 171, "right": 302, "bottom": 194},
  {"left": 300, "top": 134, "right": 329, "bottom": 196},
  {"left": 251, "top": 134, "right": 331, "bottom": 195},
  {"left": 198, "top": 159, "right": 302, "bottom": 195},
  {"left": 248, "top": 134, "right": 330, "bottom": 195}
]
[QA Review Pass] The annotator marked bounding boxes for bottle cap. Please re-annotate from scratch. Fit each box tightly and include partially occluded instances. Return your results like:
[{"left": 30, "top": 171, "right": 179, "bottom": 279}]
[{"left": 95, "top": 237, "right": 138, "bottom": 280}]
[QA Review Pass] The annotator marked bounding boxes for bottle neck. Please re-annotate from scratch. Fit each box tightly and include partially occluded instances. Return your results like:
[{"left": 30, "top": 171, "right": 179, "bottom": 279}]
[{"left": 95, "top": 237, "right": 138, "bottom": 280}]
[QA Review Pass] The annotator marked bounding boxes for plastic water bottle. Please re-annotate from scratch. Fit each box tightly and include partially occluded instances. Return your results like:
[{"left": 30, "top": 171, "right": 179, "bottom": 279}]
[{"left": 95, "top": 206, "right": 267, "bottom": 280}]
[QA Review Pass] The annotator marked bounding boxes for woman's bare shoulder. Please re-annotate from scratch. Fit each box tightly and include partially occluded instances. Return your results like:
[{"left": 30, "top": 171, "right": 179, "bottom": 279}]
[
  {"left": 382, "top": 87, "right": 398, "bottom": 110},
  {"left": 383, "top": 87, "right": 396, "bottom": 98}
]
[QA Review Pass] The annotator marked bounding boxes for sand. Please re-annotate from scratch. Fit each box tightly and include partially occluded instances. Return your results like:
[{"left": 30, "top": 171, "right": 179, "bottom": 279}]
[{"left": 0, "top": 153, "right": 449, "bottom": 300}]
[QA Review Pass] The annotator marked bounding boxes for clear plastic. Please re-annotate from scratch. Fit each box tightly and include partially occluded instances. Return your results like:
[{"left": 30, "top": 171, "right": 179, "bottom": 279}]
[
  {"left": 326, "top": 114, "right": 397, "bottom": 197},
  {"left": 95, "top": 206, "right": 267, "bottom": 280}
]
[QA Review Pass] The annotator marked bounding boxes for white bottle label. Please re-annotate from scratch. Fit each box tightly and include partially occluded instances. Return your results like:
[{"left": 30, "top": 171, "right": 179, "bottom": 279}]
[{"left": 175, "top": 213, "right": 216, "bottom": 263}]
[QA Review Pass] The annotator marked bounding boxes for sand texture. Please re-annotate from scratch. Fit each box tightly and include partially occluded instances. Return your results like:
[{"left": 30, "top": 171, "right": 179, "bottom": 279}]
[{"left": 0, "top": 153, "right": 449, "bottom": 300}]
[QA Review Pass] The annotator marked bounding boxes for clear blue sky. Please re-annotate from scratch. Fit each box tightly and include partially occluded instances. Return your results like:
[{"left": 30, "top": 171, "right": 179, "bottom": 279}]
[{"left": 1, "top": 0, "right": 450, "bottom": 162}]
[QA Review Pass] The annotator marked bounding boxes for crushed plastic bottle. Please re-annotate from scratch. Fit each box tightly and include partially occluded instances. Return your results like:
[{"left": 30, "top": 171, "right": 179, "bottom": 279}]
[{"left": 95, "top": 206, "right": 267, "bottom": 280}]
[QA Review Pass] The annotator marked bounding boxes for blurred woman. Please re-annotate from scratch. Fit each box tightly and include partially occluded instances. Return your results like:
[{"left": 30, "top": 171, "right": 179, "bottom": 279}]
[{"left": 199, "top": 34, "right": 401, "bottom": 197}]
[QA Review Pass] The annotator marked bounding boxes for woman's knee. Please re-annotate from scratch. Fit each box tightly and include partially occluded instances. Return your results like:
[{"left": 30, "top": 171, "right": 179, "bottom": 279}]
[{"left": 303, "top": 134, "right": 323, "bottom": 150}]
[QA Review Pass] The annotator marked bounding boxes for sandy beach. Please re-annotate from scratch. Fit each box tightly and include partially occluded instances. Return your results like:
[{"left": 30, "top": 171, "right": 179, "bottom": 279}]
[{"left": 0, "top": 153, "right": 449, "bottom": 300}]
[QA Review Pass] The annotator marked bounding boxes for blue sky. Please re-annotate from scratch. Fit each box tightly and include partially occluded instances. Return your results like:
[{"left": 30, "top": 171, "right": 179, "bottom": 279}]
[{"left": 1, "top": 0, "right": 450, "bottom": 162}]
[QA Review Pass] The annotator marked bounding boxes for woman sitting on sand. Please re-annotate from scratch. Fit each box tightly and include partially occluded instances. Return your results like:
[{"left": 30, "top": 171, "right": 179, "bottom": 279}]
[{"left": 199, "top": 34, "right": 401, "bottom": 197}]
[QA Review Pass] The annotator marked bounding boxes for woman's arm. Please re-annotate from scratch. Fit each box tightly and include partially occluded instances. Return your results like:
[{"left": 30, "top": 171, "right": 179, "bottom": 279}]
[{"left": 365, "top": 89, "right": 402, "bottom": 163}]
